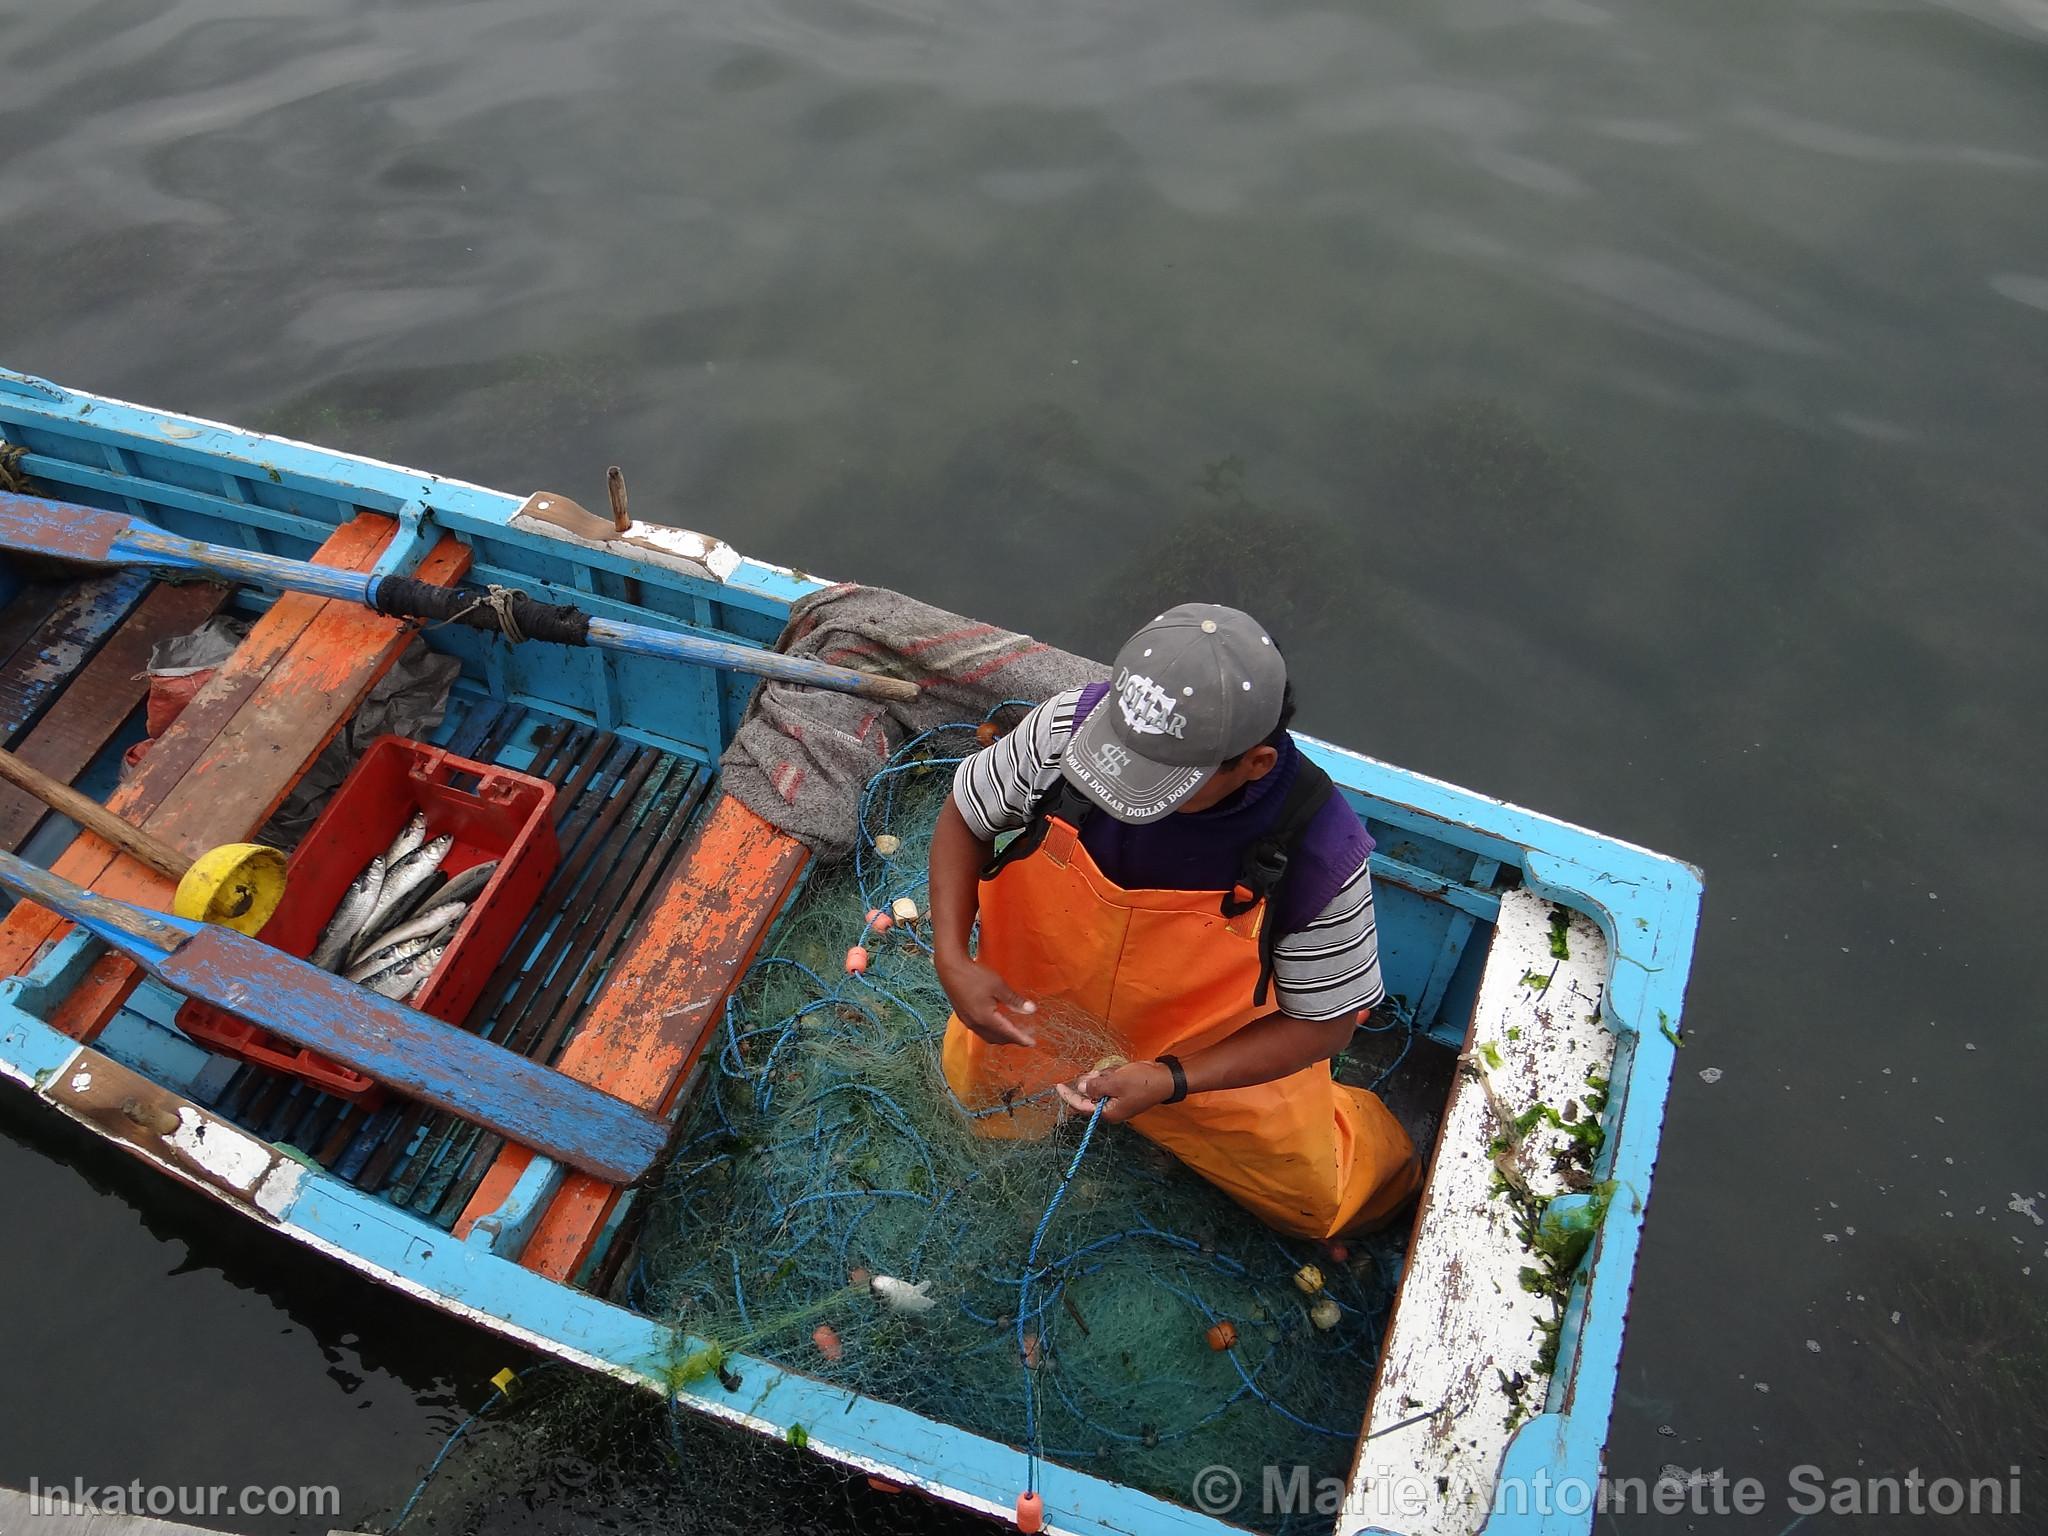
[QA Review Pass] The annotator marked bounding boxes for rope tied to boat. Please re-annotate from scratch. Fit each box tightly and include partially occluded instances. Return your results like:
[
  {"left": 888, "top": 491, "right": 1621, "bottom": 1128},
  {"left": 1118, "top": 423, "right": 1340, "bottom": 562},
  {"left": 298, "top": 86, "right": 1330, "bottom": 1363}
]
[
  {"left": 0, "top": 442, "right": 30, "bottom": 495},
  {"left": 438, "top": 583, "right": 528, "bottom": 643},
  {"left": 371, "top": 575, "right": 590, "bottom": 646}
]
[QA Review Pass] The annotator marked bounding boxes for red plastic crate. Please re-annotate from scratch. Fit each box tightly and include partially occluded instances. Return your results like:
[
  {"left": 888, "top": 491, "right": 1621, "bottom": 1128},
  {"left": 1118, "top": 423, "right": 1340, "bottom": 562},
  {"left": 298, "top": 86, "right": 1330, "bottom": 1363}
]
[{"left": 177, "top": 735, "right": 558, "bottom": 1103}]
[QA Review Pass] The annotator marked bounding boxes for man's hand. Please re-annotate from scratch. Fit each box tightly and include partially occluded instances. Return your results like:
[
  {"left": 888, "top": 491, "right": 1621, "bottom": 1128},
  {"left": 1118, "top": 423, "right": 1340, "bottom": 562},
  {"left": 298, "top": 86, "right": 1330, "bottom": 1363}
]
[
  {"left": 1056, "top": 1060, "right": 1176, "bottom": 1124},
  {"left": 936, "top": 953, "right": 1039, "bottom": 1046}
]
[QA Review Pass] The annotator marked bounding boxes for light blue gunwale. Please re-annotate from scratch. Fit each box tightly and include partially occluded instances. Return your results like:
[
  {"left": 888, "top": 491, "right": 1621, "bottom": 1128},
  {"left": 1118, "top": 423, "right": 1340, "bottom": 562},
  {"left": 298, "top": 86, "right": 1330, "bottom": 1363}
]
[
  {"left": 0, "top": 366, "right": 1701, "bottom": 1536},
  {"left": 1295, "top": 737, "right": 1701, "bottom": 1535}
]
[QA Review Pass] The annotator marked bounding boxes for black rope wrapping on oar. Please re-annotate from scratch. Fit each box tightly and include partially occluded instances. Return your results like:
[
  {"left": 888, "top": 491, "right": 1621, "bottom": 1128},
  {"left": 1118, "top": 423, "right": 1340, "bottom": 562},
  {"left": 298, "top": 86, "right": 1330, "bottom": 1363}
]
[{"left": 371, "top": 577, "right": 591, "bottom": 646}]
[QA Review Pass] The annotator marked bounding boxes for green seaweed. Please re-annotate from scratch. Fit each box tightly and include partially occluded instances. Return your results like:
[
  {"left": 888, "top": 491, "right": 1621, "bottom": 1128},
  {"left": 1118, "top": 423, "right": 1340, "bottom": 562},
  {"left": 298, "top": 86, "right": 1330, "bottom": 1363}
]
[
  {"left": 1521, "top": 970, "right": 1551, "bottom": 990},
  {"left": 1547, "top": 909, "right": 1572, "bottom": 960},
  {"left": 665, "top": 1341, "right": 730, "bottom": 1390},
  {"left": 1479, "top": 1041, "right": 1503, "bottom": 1070}
]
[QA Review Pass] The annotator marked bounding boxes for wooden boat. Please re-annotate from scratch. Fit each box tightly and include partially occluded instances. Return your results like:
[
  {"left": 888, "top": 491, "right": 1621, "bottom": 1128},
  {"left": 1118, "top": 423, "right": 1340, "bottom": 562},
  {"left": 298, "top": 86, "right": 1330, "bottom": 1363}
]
[{"left": 0, "top": 364, "right": 1700, "bottom": 1536}]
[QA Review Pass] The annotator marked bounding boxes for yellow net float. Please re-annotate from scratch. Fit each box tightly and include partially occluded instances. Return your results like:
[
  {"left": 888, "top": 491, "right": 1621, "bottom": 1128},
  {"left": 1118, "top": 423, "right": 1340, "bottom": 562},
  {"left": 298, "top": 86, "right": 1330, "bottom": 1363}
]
[
  {"left": 0, "top": 748, "right": 287, "bottom": 936},
  {"left": 174, "top": 843, "right": 288, "bottom": 934}
]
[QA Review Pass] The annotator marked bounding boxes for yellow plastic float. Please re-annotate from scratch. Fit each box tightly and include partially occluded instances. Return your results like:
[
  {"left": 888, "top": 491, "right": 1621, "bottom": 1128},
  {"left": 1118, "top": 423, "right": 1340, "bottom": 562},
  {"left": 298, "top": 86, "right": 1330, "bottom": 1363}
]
[{"left": 0, "top": 748, "right": 285, "bottom": 934}]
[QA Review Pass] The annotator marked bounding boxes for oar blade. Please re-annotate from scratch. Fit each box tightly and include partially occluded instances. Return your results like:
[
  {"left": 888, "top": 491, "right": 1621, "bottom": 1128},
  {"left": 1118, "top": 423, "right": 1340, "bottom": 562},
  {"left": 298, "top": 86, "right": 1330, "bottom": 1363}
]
[
  {"left": 166, "top": 927, "right": 667, "bottom": 1184},
  {"left": 0, "top": 493, "right": 132, "bottom": 565},
  {"left": 0, "top": 849, "right": 195, "bottom": 963}
]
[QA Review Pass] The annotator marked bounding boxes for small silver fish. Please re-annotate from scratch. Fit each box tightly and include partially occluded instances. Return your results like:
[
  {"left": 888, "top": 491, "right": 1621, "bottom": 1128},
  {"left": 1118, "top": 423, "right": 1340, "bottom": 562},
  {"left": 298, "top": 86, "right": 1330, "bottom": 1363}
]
[
  {"left": 351, "top": 900, "right": 468, "bottom": 963},
  {"left": 312, "top": 856, "right": 386, "bottom": 972},
  {"left": 363, "top": 943, "right": 446, "bottom": 1002},
  {"left": 433, "top": 860, "right": 497, "bottom": 908},
  {"left": 351, "top": 835, "right": 452, "bottom": 959},
  {"left": 344, "top": 932, "right": 437, "bottom": 983},
  {"left": 383, "top": 810, "right": 429, "bottom": 867}
]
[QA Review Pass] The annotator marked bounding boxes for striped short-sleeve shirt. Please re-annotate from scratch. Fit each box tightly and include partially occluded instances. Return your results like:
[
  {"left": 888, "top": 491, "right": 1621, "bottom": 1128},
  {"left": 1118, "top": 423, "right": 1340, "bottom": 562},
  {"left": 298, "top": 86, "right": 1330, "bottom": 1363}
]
[{"left": 954, "top": 689, "right": 1386, "bottom": 1022}]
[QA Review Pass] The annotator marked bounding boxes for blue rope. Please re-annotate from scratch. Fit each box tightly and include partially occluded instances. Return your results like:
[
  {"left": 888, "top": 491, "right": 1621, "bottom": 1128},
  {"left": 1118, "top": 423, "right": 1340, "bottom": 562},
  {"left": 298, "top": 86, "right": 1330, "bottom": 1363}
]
[
  {"left": 1017, "top": 1100, "right": 1107, "bottom": 1496},
  {"left": 387, "top": 1364, "right": 554, "bottom": 1532},
  {"left": 629, "top": 718, "right": 1405, "bottom": 1500}
]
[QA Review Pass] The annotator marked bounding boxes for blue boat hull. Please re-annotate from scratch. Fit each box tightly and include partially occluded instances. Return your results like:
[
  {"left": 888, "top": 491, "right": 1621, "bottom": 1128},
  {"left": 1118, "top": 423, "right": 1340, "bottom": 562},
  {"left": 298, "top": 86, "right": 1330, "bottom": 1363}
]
[{"left": 0, "top": 365, "right": 1701, "bottom": 1536}]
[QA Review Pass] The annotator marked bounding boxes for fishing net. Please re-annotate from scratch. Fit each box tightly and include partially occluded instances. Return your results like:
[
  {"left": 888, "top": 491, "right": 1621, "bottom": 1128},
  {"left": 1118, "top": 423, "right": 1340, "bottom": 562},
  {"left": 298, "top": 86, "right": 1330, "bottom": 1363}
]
[
  {"left": 380, "top": 1363, "right": 933, "bottom": 1536},
  {"left": 620, "top": 715, "right": 1412, "bottom": 1529}
]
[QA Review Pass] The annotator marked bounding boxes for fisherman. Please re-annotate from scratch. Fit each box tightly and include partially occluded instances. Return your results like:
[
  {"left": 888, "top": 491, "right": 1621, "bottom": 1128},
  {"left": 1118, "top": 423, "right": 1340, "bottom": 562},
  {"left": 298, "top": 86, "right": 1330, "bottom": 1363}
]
[{"left": 928, "top": 604, "right": 1422, "bottom": 1241}]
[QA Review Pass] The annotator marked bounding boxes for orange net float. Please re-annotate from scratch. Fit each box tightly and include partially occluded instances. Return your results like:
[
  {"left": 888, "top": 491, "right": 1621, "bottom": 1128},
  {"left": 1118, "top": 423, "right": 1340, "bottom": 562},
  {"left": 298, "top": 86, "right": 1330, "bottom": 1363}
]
[
  {"left": 1205, "top": 1319, "right": 1237, "bottom": 1352},
  {"left": 844, "top": 945, "right": 870, "bottom": 974},
  {"left": 1015, "top": 1491, "right": 1045, "bottom": 1533},
  {"left": 811, "top": 1324, "right": 844, "bottom": 1362}
]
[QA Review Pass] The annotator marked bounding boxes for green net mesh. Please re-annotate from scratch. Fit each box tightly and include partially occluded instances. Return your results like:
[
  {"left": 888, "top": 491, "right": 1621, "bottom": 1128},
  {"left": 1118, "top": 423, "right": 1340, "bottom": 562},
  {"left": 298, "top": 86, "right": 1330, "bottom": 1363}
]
[{"left": 618, "top": 717, "right": 1408, "bottom": 1528}]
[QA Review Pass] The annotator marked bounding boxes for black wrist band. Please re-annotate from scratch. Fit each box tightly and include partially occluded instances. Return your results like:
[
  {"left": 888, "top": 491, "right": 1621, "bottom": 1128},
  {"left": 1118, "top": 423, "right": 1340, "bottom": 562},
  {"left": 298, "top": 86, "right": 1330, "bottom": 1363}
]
[{"left": 1157, "top": 1054, "right": 1188, "bottom": 1105}]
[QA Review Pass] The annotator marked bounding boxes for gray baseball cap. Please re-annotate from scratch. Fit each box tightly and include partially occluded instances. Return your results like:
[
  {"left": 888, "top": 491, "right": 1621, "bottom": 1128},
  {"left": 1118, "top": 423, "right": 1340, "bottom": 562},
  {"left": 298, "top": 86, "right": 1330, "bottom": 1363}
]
[{"left": 1060, "top": 604, "right": 1287, "bottom": 824}]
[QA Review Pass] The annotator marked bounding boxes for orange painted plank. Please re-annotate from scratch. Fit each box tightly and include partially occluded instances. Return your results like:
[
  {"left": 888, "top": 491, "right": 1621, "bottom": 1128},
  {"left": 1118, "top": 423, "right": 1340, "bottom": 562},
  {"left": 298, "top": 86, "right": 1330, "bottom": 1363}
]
[
  {"left": 455, "top": 795, "right": 808, "bottom": 1281},
  {"left": 46, "top": 534, "right": 472, "bottom": 1041}
]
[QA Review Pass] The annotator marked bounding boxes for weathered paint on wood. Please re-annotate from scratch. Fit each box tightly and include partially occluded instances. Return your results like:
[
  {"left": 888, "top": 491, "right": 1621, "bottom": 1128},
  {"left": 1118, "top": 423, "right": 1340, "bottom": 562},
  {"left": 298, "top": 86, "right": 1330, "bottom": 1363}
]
[
  {"left": 0, "top": 582, "right": 66, "bottom": 687},
  {"left": 0, "top": 493, "right": 131, "bottom": 563},
  {"left": 0, "top": 853, "right": 668, "bottom": 1184},
  {"left": 0, "top": 515, "right": 397, "bottom": 977},
  {"left": 9, "top": 524, "right": 471, "bottom": 1042},
  {"left": 1347, "top": 888, "right": 1614, "bottom": 1536},
  {"left": 0, "top": 581, "right": 228, "bottom": 852},
  {"left": 454, "top": 794, "right": 808, "bottom": 1277},
  {"left": 39, "top": 1044, "right": 305, "bottom": 1222},
  {"left": 0, "top": 571, "right": 152, "bottom": 743},
  {"left": 0, "top": 494, "right": 917, "bottom": 704},
  {"left": 163, "top": 927, "right": 667, "bottom": 1184}
]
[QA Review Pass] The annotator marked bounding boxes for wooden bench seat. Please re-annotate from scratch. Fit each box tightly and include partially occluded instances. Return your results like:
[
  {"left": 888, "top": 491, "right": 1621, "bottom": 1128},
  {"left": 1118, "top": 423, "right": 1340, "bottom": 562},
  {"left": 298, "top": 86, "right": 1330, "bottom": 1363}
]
[{"left": 454, "top": 793, "right": 809, "bottom": 1280}]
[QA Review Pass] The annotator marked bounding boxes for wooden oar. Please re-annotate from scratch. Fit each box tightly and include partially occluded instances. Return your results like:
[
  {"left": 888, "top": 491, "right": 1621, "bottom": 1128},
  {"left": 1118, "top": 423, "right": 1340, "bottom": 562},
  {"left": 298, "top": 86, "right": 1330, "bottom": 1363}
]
[
  {"left": 0, "top": 493, "right": 920, "bottom": 705},
  {"left": 0, "top": 850, "right": 667, "bottom": 1184},
  {"left": 0, "top": 747, "right": 285, "bottom": 933}
]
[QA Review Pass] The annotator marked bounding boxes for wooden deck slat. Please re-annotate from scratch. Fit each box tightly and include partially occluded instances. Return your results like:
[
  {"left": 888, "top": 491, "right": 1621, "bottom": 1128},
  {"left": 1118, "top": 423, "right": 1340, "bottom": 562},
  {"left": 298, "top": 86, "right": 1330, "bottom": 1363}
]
[
  {"left": 527, "top": 767, "right": 715, "bottom": 1065},
  {"left": 383, "top": 735, "right": 649, "bottom": 1210},
  {"left": 0, "top": 572, "right": 153, "bottom": 744},
  {"left": 0, "top": 581, "right": 229, "bottom": 853},
  {"left": 408, "top": 759, "right": 685, "bottom": 1217},
  {"left": 0, "top": 582, "right": 67, "bottom": 687},
  {"left": 455, "top": 794, "right": 808, "bottom": 1280},
  {"left": 425, "top": 762, "right": 711, "bottom": 1224},
  {"left": 473, "top": 749, "right": 665, "bottom": 1044}
]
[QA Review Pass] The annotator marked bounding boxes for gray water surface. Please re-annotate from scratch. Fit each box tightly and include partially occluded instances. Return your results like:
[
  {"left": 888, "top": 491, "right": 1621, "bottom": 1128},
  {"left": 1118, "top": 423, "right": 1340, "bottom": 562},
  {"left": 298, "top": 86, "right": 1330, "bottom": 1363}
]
[{"left": 2, "top": 0, "right": 2045, "bottom": 1530}]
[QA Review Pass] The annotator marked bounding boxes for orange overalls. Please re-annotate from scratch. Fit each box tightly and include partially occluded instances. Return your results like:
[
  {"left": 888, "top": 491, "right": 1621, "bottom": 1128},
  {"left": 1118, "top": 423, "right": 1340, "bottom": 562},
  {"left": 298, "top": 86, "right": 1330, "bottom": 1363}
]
[{"left": 941, "top": 814, "right": 1421, "bottom": 1240}]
